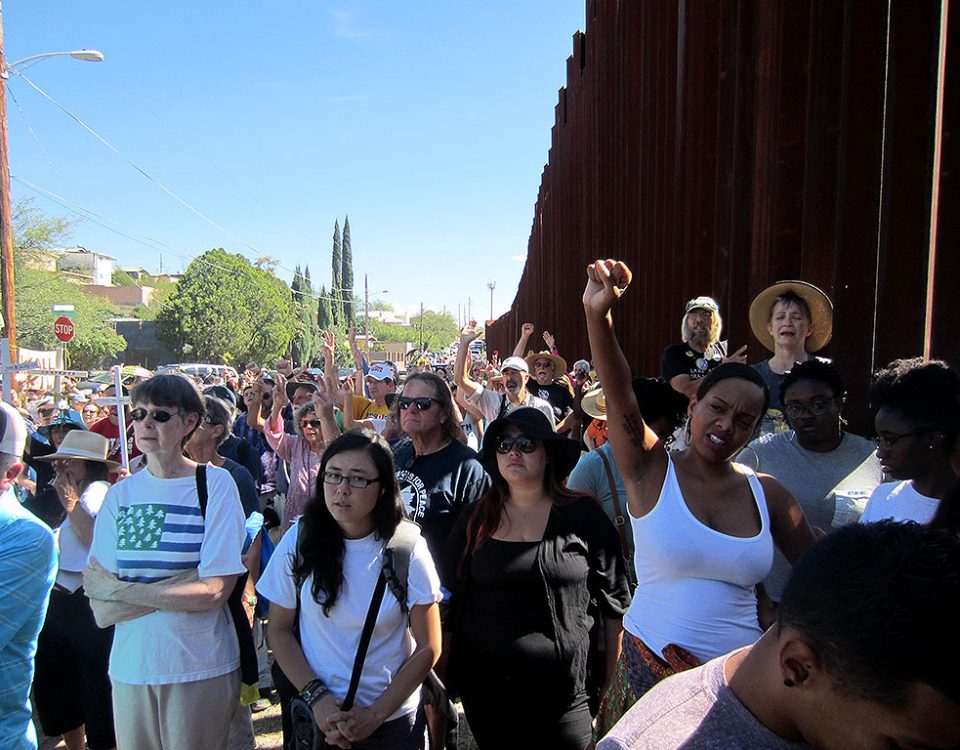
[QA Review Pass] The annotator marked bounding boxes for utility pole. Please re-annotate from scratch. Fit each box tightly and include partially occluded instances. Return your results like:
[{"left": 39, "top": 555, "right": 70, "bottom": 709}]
[
  {"left": 418, "top": 302, "right": 424, "bottom": 353},
  {"left": 467, "top": 297, "right": 471, "bottom": 323},
  {"left": 486, "top": 281, "right": 496, "bottom": 321},
  {"left": 363, "top": 273, "right": 369, "bottom": 354},
  {"left": 0, "top": 10, "right": 17, "bottom": 357}
]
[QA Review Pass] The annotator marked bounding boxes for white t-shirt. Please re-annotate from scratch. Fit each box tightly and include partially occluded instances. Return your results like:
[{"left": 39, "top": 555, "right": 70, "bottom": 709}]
[
  {"left": 89, "top": 465, "right": 247, "bottom": 685},
  {"left": 55, "top": 479, "right": 109, "bottom": 592},
  {"left": 257, "top": 527, "right": 442, "bottom": 720},
  {"left": 860, "top": 480, "right": 940, "bottom": 524}
]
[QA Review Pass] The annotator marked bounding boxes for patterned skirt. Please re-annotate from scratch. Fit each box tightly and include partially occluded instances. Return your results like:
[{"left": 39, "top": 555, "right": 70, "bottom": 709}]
[{"left": 593, "top": 632, "right": 701, "bottom": 741}]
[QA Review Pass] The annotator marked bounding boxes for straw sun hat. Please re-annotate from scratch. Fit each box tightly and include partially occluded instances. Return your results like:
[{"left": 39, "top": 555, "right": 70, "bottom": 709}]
[
  {"left": 34, "top": 430, "right": 120, "bottom": 469},
  {"left": 748, "top": 280, "right": 834, "bottom": 353}
]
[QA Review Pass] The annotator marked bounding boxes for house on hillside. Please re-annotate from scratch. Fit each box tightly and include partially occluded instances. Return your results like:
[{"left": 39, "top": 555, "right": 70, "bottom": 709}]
[{"left": 56, "top": 246, "right": 115, "bottom": 286}]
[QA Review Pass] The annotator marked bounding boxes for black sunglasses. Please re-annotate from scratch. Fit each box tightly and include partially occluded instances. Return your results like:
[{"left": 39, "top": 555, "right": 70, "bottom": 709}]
[
  {"left": 301, "top": 419, "right": 324, "bottom": 429},
  {"left": 130, "top": 407, "right": 180, "bottom": 423},
  {"left": 398, "top": 396, "right": 438, "bottom": 411},
  {"left": 496, "top": 434, "right": 539, "bottom": 454}
]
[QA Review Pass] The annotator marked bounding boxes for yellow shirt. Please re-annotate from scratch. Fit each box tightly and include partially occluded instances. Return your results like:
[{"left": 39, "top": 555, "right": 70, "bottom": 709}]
[{"left": 351, "top": 395, "right": 390, "bottom": 420}]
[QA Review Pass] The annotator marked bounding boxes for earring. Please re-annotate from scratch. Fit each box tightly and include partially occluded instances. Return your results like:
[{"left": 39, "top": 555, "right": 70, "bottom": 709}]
[{"left": 783, "top": 678, "right": 795, "bottom": 688}]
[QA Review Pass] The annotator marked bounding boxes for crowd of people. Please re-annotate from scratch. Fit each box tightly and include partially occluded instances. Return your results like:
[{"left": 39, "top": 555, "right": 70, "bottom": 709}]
[{"left": 1, "top": 266, "right": 959, "bottom": 750}]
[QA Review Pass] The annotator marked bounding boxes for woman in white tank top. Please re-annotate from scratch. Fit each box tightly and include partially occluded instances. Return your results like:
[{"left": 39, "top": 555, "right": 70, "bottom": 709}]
[{"left": 583, "top": 260, "right": 817, "bottom": 738}]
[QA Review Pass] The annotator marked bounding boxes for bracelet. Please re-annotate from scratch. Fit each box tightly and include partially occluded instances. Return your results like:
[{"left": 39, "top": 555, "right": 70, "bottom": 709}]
[
  {"left": 300, "top": 678, "right": 328, "bottom": 708},
  {"left": 242, "top": 593, "right": 257, "bottom": 607}
]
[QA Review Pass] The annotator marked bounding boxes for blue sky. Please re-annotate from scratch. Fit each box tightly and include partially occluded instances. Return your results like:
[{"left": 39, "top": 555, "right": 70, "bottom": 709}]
[{"left": 4, "top": 2, "right": 585, "bottom": 323}]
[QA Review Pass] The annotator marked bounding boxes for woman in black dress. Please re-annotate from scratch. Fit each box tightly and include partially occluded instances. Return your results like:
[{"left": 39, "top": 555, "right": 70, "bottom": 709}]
[{"left": 442, "top": 407, "right": 631, "bottom": 749}]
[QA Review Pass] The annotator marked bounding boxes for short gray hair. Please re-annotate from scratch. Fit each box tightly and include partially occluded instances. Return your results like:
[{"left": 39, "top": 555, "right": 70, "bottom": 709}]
[{"left": 293, "top": 402, "right": 317, "bottom": 438}]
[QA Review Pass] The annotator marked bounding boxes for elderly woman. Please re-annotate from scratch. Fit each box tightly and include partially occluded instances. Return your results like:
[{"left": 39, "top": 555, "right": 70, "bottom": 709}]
[
  {"left": 748, "top": 280, "right": 834, "bottom": 434},
  {"left": 266, "top": 377, "right": 341, "bottom": 532},
  {"left": 33, "top": 431, "right": 117, "bottom": 750},
  {"left": 442, "top": 407, "right": 631, "bottom": 749},
  {"left": 84, "top": 374, "right": 247, "bottom": 750}
]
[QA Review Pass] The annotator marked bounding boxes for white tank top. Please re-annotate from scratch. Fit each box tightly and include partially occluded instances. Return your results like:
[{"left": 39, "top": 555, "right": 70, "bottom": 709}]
[{"left": 624, "top": 455, "right": 774, "bottom": 663}]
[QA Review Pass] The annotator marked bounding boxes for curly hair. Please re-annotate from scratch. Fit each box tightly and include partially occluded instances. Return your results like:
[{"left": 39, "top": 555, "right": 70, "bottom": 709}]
[
  {"left": 293, "top": 430, "right": 404, "bottom": 616},
  {"left": 870, "top": 358, "right": 960, "bottom": 443}
]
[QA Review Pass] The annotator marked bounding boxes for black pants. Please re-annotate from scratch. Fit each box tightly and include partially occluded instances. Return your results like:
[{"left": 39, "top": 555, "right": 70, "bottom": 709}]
[{"left": 33, "top": 587, "right": 116, "bottom": 750}]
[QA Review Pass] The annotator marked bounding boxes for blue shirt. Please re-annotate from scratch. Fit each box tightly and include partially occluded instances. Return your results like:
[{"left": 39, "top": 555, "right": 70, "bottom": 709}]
[{"left": 0, "top": 486, "right": 57, "bottom": 750}]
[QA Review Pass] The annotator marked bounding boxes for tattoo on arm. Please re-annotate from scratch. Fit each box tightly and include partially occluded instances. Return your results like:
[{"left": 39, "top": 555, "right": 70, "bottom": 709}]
[{"left": 623, "top": 414, "right": 647, "bottom": 448}]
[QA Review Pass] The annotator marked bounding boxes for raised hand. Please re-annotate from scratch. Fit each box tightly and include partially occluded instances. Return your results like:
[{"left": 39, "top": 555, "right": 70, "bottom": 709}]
[
  {"left": 323, "top": 331, "right": 336, "bottom": 356},
  {"left": 273, "top": 380, "right": 289, "bottom": 408},
  {"left": 460, "top": 320, "right": 481, "bottom": 343},
  {"left": 722, "top": 344, "right": 748, "bottom": 365},
  {"left": 583, "top": 259, "right": 633, "bottom": 316},
  {"left": 542, "top": 330, "right": 556, "bottom": 350},
  {"left": 521, "top": 322, "right": 535, "bottom": 337},
  {"left": 347, "top": 326, "right": 358, "bottom": 343}
]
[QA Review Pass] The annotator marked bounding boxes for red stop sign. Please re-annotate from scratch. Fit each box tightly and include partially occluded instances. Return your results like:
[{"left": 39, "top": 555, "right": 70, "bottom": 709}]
[{"left": 54, "top": 316, "right": 75, "bottom": 343}]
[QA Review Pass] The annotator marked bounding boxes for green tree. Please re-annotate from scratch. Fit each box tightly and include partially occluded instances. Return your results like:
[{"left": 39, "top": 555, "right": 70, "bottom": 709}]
[
  {"left": 331, "top": 220, "right": 344, "bottom": 327},
  {"left": 365, "top": 310, "right": 459, "bottom": 356},
  {"left": 156, "top": 248, "right": 295, "bottom": 364},
  {"left": 11, "top": 199, "right": 126, "bottom": 368},
  {"left": 290, "top": 265, "right": 321, "bottom": 366},
  {"left": 341, "top": 216, "right": 354, "bottom": 326},
  {"left": 317, "top": 285, "right": 333, "bottom": 331}
]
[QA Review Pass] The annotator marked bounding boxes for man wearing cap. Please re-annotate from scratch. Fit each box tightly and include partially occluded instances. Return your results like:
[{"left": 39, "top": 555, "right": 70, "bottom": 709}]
[
  {"left": 661, "top": 297, "right": 746, "bottom": 398},
  {"left": 0, "top": 401, "right": 58, "bottom": 750},
  {"left": 748, "top": 280, "right": 834, "bottom": 435},
  {"left": 350, "top": 362, "right": 397, "bottom": 422},
  {"left": 524, "top": 351, "right": 576, "bottom": 428},
  {"left": 454, "top": 324, "right": 556, "bottom": 427}
]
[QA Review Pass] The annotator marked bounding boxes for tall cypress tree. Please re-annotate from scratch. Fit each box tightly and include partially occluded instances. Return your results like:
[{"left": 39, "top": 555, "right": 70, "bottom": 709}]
[
  {"left": 341, "top": 215, "right": 354, "bottom": 326},
  {"left": 331, "top": 220, "right": 343, "bottom": 326},
  {"left": 317, "top": 285, "right": 333, "bottom": 330}
]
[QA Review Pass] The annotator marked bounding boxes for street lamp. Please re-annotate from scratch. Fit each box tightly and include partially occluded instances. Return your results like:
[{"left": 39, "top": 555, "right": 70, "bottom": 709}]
[
  {"left": 486, "top": 280, "right": 496, "bottom": 322},
  {"left": 0, "top": 31, "right": 104, "bottom": 357}
]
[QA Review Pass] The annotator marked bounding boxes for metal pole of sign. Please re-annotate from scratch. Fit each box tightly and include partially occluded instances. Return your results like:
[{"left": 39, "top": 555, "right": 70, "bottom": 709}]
[
  {"left": 54, "top": 346, "right": 64, "bottom": 397},
  {"left": 1, "top": 338, "right": 10, "bottom": 403},
  {"left": 111, "top": 365, "right": 130, "bottom": 470}
]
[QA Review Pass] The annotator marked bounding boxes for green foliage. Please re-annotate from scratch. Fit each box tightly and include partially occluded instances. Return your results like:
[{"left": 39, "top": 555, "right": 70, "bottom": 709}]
[
  {"left": 156, "top": 248, "right": 295, "bottom": 364},
  {"left": 341, "top": 216, "right": 354, "bottom": 326},
  {"left": 290, "top": 265, "right": 321, "bottom": 366},
  {"left": 330, "top": 221, "right": 343, "bottom": 327},
  {"left": 365, "top": 310, "right": 459, "bottom": 355},
  {"left": 317, "top": 285, "right": 333, "bottom": 330},
  {"left": 11, "top": 199, "right": 126, "bottom": 368}
]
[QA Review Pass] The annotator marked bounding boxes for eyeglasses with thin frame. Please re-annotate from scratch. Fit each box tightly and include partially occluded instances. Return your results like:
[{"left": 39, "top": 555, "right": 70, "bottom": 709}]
[
  {"left": 322, "top": 471, "right": 380, "bottom": 489},
  {"left": 397, "top": 396, "right": 438, "bottom": 411},
  {"left": 784, "top": 398, "right": 838, "bottom": 420},
  {"left": 875, "top": 431, "right": 924, "bottom": 451},
  {"left": 496, "top": 434, "right": 539, "bottom": 454},
  {"left": 130, "top": 407, "right": 181, "bottom": 424}
]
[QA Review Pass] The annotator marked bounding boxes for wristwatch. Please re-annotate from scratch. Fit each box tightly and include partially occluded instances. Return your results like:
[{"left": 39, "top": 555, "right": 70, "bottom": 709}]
[{"left": 301, "top": 678, "right": 328, "bottom": 708}]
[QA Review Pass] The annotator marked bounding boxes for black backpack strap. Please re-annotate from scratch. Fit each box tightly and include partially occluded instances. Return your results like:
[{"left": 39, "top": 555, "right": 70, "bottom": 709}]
[
  {"left": 497, "top": 393, "right": 508, "bottom": 419},
  {"left": 340, "top": 572, "right": 388, "bottom": 712},
  {"left": 196, "top": 464, "right": 208, "bottom": 518},
  {"left": 382, "top": 519, "right": 421, "bottom": 617}
]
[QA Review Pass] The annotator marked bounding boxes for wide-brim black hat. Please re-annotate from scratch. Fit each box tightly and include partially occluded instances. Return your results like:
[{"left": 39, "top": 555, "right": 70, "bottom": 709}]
[
  {"left": 480, "top": 407, "right": 582, "bottom": 482},
  {"left": 285, "top": 379, "right": 319, "bottom": 401}
]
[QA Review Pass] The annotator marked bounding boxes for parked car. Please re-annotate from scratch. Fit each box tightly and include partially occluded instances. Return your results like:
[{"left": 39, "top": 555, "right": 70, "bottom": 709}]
[{"left": 156, "top": 363, "right": 239, "bottom": 381}]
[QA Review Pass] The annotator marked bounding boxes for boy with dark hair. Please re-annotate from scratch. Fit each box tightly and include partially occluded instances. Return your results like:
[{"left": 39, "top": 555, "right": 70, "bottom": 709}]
[{"left": 598, "top": 521, "right": 960, "bottom": 749}]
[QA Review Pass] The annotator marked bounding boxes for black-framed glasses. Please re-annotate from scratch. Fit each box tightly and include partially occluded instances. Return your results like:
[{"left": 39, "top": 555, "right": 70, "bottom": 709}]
[
  {"left": 398, "top": 396, "right": 438, "bottom": 411},
  {"left": 301, "top": 419, "right": 324, "bottom": 430},
  {"left": 322, "top": 471, "right": 380, "bottom": 488},
  {"left": 496, "top": 434, "right": 539, "bottom": 454},
  {"left": 130, "top": 408, "right": 181, "bottom": 423},
  {"left": 875, "top": 432, "right": 923, "bottom": 451},
  {"left": 784, "top": 398, "right": 837, "bottom": 420}
]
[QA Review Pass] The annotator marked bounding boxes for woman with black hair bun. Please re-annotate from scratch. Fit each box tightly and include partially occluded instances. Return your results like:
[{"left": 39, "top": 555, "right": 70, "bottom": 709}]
[
  {"left": 583, "top": 259, "right": 816, "bottom": 737},
  {"left": 257, "top": 430, "right": 442, "bottom": 750},
  {"left": 861, "top": 358, "right": 960, "bottom": 524}
]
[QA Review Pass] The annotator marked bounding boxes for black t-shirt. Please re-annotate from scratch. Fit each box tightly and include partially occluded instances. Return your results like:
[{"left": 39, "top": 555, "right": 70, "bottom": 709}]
[
  {"left": 219, "top": 434, "right": 263, "bottom": 489},
  {"left": 392, "top": 438, "right": 491, "bottom": 560},
  {"left": 660, "top": 341, "right": 728, "bottom": 383},
  {"left": 530, "top": 380, "right": 575, "bottom": 422}
]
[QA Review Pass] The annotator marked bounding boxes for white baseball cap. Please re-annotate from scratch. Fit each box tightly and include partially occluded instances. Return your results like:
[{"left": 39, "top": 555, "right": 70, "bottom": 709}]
[
  {"left": 500, "top": 356, "right": 530, "bottom": 374},
  {"left": 366, "top": 363, "right": 395, "bottom": 382},
  {"left": 0, "top": 401, "right": 27, "bottom": 457}
]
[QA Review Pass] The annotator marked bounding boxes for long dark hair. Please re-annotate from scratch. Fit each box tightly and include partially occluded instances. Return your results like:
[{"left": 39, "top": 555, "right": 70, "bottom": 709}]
[
  {"left": 458, "top": 441, "right": 585, "bottom": 576},
  {"left": 293, "top": 430, "right": 404, "bottom": 616}
]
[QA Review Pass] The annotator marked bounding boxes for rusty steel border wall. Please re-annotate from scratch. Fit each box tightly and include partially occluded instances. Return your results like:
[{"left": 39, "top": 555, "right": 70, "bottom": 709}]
[{"left": 485, "top": 0, "right": 958, "bottom": 433}]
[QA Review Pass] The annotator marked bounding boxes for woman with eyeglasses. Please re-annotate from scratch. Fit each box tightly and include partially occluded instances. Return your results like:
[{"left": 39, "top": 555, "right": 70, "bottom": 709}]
[
  {"left": 441, "top": 407, "right": 631, "bottom": 749},
  {"left": 389, "top": 371, "right": 490, "bottom": 558},
  {"left": 264, "top": 378, "right": 341, "bottom": 534},
  {"left": 84, "top": 374, "right": 247, "bottom": 750},
  {"left": 583, "top": 260, "right": 816, "bottom": 738},
  {"left": 257, "top": 430, "right": 442, "bottom": 749},
  {"left": 861, "top": 358, "right": 960, "bottom": 524},
  {"left": 737, "top": 360, "right": 882, "bottom": 604}
]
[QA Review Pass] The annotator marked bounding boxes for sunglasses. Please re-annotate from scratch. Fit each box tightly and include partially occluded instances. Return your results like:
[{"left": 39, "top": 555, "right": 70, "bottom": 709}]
[
  {"left": 301, "top": 419, "right": 324, "bottom": 430},
  {"left": 130, "top": 408, "right": 180, "bottom": 423},
  {"left": 496, "top": 434, "right": 539, "bottom": 454},
  {"left": 397, "top": 396, "right": 437, "bottom": 411}
]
